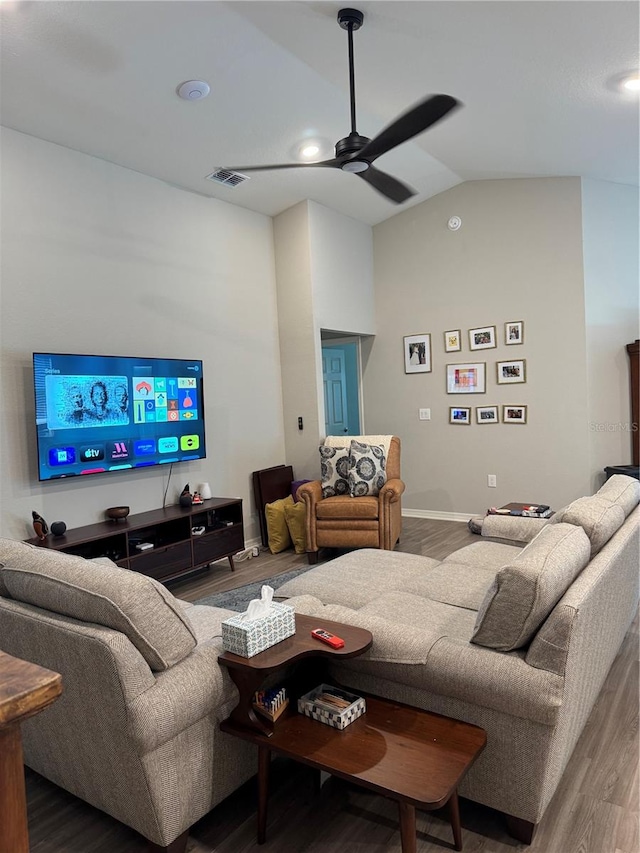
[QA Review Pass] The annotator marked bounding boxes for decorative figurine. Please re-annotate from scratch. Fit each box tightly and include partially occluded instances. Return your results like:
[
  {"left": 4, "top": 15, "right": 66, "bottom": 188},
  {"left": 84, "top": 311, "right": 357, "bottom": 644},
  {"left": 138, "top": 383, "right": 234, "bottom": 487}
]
[
  {"left": 32, "top": 511, "right": 49, "bottom": 540},
  {"left": 179, "top": 484, "right": 193, "bottom": 508},
  {"left": 50, "top": 521, "right": 67, "bottom": 538},
  {"left": 192, "top": 490, "right": 203, "bottom": 505}
]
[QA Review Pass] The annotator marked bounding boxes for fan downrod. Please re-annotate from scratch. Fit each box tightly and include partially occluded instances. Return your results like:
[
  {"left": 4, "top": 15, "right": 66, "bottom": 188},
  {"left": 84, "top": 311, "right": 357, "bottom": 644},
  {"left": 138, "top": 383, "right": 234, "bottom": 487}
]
[{"left": 337, "top": 8, "right": 363, "bottom": 30}]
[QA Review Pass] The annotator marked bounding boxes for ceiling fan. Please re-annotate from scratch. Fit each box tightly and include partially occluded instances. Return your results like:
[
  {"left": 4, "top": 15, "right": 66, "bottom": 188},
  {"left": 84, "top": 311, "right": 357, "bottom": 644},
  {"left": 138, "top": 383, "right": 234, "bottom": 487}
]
[{"left": 222, "top": 8, "right": 461, "bottom": 204}]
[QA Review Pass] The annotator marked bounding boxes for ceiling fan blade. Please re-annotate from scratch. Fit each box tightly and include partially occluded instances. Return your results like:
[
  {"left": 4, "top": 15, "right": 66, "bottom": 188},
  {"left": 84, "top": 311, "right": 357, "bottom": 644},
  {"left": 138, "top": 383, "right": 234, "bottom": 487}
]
[
  {"left": 222, "top": 159, "right": 342, "bottom": 172},
  {"left": 357, "top": 166, "right": 416, "bottom": 204},
  {"left": 359, "top": 95, "right": 460, "bottom": 163}
]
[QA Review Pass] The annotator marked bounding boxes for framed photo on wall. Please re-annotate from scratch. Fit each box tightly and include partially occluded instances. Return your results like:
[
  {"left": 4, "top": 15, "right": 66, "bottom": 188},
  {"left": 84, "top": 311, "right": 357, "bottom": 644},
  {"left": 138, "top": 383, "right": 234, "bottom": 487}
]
[
  {"left": 444, "top": 330, "right": 462, "bottom": 352},
  {"left": 497, "top": 359, "right": 526, "bottom": 384},
  {"left": 505, "top": 320, "right": 524, "bottom": 345},
  {"left": 450, "top": 406, "right": 471, "bottom": 425},
  {"left": 468, "top": 325, "right": 496, "bottom": 351},
  {"left": 476, "top": 405, "right": 499, "bottom": 424},
  {"left": 446, "top": 362, "right": 486, "bottom": 394},
  {"left": 404, "top": 334, "right": 432, "bottom": 373},
  {"left": 503, "top": 405, "right": 527, "bottom": 424}
]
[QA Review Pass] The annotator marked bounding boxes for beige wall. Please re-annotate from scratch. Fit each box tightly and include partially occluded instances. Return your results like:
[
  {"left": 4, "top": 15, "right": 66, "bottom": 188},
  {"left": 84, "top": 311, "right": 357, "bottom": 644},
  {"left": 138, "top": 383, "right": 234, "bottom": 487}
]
[
  {"left": 274, "top": 200, "right": 375, "bottom": 481},
  {"left": 0, "top": 128, "right": 284, "bottom": 542},
  {"left": 367, "top": 178, "right": 590, "bottom": 516},
  {"left": 582, "top": 179, "right": 640, "bottom": 490}
]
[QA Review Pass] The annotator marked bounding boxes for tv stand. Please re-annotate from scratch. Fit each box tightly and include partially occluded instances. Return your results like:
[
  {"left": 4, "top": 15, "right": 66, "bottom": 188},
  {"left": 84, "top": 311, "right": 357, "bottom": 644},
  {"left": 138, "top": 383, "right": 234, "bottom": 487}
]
[{"left": 26, "top": 497, "right": 244, "bottom": 584}]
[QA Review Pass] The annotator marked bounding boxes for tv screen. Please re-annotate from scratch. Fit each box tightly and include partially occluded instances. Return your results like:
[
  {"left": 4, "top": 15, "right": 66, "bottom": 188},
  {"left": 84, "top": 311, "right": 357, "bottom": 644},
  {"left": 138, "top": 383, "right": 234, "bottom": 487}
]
[{"left": 33, "top": 352, "right": 206, "bottom": 481}]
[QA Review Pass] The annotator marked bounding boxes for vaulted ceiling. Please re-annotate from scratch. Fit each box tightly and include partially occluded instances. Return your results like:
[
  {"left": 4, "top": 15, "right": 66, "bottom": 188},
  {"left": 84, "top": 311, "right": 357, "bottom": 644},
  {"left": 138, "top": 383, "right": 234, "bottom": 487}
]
[{"left": 1, "top": 1, "right": 637, "bottom": 225}]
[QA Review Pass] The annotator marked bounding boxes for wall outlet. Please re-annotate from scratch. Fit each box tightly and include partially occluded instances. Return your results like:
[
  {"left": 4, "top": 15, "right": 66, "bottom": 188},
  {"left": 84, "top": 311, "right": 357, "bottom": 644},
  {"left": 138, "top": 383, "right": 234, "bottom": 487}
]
[
  {"left": 487, "top": 474, "right": 497, "bottom": 488},
  {"left": 419, "top": 408, "right": 431, "bottom": 420}
]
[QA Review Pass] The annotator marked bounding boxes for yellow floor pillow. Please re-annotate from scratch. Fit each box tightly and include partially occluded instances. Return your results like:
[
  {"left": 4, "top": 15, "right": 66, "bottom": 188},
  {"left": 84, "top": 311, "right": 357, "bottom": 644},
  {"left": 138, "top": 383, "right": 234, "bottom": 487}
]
[
  {"left": 265, "top": 495, "right": 294, "bottom": 554},
  {"left": 284, "top": 500, "right": 306, "bottom": 555}
]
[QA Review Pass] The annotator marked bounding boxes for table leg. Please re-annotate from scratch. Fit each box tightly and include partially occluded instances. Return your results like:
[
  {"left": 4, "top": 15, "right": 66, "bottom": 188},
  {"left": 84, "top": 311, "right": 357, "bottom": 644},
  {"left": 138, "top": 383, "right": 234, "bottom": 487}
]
[
  {"left": 397, "top": 800, "right": 417, "bottom": 853},
  {"left": 257, "top": 746, "right": 270, "bottom": 844},
  {"left": 448, "top": 790, "right": 462, "bottom": 851},
  {"left": 224, "top": 670, "right": 272, "bottom": 736}
]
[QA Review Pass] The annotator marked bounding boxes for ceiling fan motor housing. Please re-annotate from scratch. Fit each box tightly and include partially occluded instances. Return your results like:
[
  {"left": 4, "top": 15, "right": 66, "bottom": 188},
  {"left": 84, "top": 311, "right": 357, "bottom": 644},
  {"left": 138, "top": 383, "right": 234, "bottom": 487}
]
[{"left": 335, "top": 132, "right": 371, "bottom": 159}]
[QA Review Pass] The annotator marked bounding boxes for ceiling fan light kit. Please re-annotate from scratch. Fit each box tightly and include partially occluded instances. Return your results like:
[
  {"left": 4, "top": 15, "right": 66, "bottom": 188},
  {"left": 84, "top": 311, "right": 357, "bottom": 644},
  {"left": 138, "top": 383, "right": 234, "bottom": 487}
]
[{"left": 220, "top": 8, "right": 461, "bottom": 204}]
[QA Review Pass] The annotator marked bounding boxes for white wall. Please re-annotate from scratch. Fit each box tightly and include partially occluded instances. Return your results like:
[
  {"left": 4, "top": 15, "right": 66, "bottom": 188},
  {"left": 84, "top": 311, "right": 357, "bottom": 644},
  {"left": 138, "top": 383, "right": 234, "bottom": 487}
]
[
  {"left": 0, "top": 128, "right": 285, "bottom": 542},
  {"left": 368, "top": 178, "right": 590, "bottom": 516},
  {"left": 582, "top": 179, "right": 640, "bottom": 490}
]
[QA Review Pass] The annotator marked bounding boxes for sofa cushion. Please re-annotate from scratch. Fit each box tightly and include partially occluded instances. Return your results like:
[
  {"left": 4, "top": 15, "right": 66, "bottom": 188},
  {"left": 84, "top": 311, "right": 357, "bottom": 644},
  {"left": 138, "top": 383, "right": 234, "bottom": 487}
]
[
  {"left": 316, "top": 495, "right": 379, "bottom": 520},
  {"left": 471, "top": 523, "right": 590, "bottom": 651},
  {"left": 596, "top": 474, "right": 640, "bottom": 518},
  {"left": 443, "top": 541, "right": 522, "bottom": 570},
  {"left": 319, "top": 444, "right": 351, "bottom": 498},
  {"left": 404, "top": 562, "right": 499, "bottom": 610},
  {"left": 265, "top": 495, "right": 294, "bottom": 554},
  {"left": 0, "top": 563, "right": 9, "bottom": 598},
  {"left": 552, "top": 495, "right": 625, "bottom": 556},
  {"left": 0, "top": 541, "right": 197, "bottom": 671},
  {"left": 348, "top": 440, "right": 387, "bottom": 497}
]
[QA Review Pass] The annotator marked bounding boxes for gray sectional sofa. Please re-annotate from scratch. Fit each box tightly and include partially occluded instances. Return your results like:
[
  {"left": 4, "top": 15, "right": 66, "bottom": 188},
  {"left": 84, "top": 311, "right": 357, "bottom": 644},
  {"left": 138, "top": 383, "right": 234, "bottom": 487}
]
[
  {"left": 276, "top": 474, "right": 640, "bottom": 842},
  {"left": 0, "top": 474, "right": 637, "bottom": 849}
]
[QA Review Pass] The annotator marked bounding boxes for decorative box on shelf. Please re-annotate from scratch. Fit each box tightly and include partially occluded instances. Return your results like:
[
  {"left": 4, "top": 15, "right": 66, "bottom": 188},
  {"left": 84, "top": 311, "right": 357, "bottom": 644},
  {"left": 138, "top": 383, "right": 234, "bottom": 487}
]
[
  {"left": 222, "top": 602, "right": 295, "bottom": 658},
  {"left": 298, "top": 684, "right": 366, "bottom": 730}
]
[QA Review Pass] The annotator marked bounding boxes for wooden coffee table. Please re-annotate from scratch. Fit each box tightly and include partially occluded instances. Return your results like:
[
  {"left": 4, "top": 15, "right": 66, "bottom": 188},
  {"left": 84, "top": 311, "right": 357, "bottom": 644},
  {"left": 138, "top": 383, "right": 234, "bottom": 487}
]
[{"left": 219, "top": 615, "right": 486, "bottom": 852}]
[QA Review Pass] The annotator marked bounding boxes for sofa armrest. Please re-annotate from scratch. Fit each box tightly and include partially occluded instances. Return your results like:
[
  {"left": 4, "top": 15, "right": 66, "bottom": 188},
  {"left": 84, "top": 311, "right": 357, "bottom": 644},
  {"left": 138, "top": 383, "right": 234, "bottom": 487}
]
[
  {"left": 127, "top": 642, "right": 235, "bottom": 754},
  {"left": 480, "top": 514, "right": 551, "bottom": 544},
  {"left": 379, "top": 477, "right": 405, "bottom": 504},
  {"left": 297, "top": 480, "right": 323, "bottom": 552}
]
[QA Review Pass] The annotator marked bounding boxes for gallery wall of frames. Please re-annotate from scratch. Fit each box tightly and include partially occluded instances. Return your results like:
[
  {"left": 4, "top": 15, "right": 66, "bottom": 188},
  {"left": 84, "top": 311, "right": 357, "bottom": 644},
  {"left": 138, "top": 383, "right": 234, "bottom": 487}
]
[{"left": 403, "top": 321, "right": 528, "bottom": 426}]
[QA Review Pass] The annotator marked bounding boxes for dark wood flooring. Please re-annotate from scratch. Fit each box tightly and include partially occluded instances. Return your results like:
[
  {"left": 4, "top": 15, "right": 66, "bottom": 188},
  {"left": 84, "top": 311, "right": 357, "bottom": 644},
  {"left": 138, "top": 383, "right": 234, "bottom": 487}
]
[{"left": 24, "top": 518, "right": 639, "bottom": 852}]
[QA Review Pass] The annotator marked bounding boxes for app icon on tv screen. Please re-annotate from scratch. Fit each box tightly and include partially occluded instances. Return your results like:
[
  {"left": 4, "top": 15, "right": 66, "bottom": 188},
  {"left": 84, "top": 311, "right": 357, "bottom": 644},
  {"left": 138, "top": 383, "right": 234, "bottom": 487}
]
[{"left": 33, "top": 353, "right": 206, "bottom": 482}]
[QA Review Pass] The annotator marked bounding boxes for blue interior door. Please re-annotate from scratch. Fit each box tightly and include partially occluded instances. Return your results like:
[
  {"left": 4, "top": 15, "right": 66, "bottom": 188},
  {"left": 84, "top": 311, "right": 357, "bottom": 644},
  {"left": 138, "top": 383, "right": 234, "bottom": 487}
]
[{"left": 323, "top": 348, "right": 349, "bottom": 436}]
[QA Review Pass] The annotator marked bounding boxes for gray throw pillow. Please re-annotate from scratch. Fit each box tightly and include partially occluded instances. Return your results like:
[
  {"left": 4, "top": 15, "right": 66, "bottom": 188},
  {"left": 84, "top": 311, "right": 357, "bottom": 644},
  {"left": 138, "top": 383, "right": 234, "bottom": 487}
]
[
  {"left": 471, "top": 523, "right": 590, "bottom": 651},
  {"left": 1, "top": 545, "right": 197, "bottom": 671},
  {"left": 596, "top": 475, "right": 640, "bottom": 518},
  {"left": 552, "top": 495, "right": 625, "bottom": 556},
  {"left": 320, "top": 445, "right": 351, "bottom": 498},
  {"left": 348, "top": 440, "right": 387, "bottom": 497}
]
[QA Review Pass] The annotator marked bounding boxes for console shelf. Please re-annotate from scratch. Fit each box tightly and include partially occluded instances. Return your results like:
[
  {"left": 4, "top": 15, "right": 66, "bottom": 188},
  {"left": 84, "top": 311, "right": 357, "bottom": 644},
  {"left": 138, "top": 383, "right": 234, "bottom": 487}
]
[{"left": 26, "top": 497, "right": 244, "bottom": 583}]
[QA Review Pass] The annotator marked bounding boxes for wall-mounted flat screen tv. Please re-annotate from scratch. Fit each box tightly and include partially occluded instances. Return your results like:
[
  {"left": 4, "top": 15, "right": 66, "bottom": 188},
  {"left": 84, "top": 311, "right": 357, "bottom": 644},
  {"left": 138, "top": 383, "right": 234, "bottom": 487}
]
[{"left": 33, "top": 353, "right": 206, "bottom": 482}]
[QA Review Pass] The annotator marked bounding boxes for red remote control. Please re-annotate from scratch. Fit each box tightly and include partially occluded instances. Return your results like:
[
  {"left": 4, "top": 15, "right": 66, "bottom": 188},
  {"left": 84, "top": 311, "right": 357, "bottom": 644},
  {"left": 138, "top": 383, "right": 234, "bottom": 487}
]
[{"left": 311, "top": 628, "right": 345, "bottom": 649}]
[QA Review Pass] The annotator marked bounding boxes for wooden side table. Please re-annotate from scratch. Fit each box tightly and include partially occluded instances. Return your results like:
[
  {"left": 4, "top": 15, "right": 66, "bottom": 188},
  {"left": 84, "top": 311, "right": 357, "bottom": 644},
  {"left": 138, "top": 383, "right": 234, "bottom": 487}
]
[
  {"left": 0, "top": 651, "right": 62, "bottom": 853},
  {"left": 218, "top": 615, "right": 486, "bottom": 851}
]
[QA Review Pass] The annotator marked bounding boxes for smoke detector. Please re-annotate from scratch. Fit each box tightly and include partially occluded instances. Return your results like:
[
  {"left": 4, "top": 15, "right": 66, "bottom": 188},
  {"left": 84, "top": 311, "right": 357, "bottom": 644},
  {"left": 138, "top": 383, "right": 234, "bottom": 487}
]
[{"left": 177, "top": 80, "right": 210, "bottom": 101}]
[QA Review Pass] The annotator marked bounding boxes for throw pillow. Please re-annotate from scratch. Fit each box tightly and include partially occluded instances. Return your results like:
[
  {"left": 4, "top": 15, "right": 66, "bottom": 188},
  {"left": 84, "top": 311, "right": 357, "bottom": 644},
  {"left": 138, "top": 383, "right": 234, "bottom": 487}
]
[
  {"left": 284, "top": 500, "right": 307, "bottom": 554},
  {"left": 471, "top": 523, "right": 590, "bottom": 651},
  {"left": 265, "top": 495, "right": 294, "bottom": 554},
  {"left": 320, "top": 445, "right": 351, "bottom": 498},
  {"left": 596, "top": 474, "right": 640, "bottom": 518},
  {"left": 552, "top": 495, "right": 625, "bottom": 557},
  {"left": 348, "top": 440, "right": 387, "bottom": 497}
]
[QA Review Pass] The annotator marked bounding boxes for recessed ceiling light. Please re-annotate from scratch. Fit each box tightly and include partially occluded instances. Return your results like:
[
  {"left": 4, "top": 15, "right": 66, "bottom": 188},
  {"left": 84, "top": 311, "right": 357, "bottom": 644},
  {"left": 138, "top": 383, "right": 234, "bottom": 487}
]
[
  {"left": 300, "top": 144, "right": 320, "bottom": 160},
  {"left": 177, "top": 80, "right": 210, "bottom": 101},
  {"left": 622, "top": 75, "right": 640, "bottom": 92}
]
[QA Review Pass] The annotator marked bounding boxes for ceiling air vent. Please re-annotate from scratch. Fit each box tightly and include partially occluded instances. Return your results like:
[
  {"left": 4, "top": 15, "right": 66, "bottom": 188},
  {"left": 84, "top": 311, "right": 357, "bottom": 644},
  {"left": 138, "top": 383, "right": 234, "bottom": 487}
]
[{"left": 205, "top": 168, "right": 250, "bottom": 188}]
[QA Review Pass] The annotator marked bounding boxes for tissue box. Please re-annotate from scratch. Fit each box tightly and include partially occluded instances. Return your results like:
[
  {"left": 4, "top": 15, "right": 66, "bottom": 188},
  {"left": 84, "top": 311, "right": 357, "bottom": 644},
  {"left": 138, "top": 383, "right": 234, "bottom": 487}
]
[{"left": 222, "top": 602, "right": 295, "bottom": 658}]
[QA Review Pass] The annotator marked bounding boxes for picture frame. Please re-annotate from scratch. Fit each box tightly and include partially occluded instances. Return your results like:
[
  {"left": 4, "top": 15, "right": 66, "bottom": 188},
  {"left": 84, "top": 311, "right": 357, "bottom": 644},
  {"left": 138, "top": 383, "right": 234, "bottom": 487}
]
[
  {"left": 496, "top": 359, "right": 526, "bottom": 384},
  {"left": 450, "top": 406, "right": 471, "bottom": 425},
  {"left": 468, "top": 325, "right": 497, "bottom": 351},
  {"left": 404, "top": 334, "right": 432, "bottom": 374},
  {"left": 446, "top": 362, "right": 486, "bottom": 394},
  {"left": 503, "top": 405, "right": 527, "bottom": 424},
  {"left": 444, "top": 330, "right": 461, "bottom": 352},
  {"left": 476, "top": 405, "right": 499, "bottom": 424},
  {"left": 505, "top": 320, "right": 524, "bottom": 345}
]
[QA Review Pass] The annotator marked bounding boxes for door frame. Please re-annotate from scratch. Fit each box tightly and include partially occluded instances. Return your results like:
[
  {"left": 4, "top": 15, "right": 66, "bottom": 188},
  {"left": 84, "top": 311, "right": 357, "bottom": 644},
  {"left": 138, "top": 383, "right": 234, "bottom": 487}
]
[{"left": 320, "top": 335, "right": 365, "bottom": 435}]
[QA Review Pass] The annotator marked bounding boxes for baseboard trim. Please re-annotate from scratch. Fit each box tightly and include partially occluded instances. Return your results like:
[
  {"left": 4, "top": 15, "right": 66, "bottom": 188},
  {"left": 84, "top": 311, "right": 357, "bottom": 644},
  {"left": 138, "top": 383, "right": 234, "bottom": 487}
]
[{"left": 402, "top": 509, "right": 473, "bottom": 523}]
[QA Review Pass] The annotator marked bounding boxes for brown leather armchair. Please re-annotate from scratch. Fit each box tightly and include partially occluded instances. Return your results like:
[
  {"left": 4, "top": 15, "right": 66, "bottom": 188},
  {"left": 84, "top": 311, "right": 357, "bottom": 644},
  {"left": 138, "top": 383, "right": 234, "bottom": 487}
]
[{"left": 298, "top": 435, "right": 405, "bottom": 564}]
